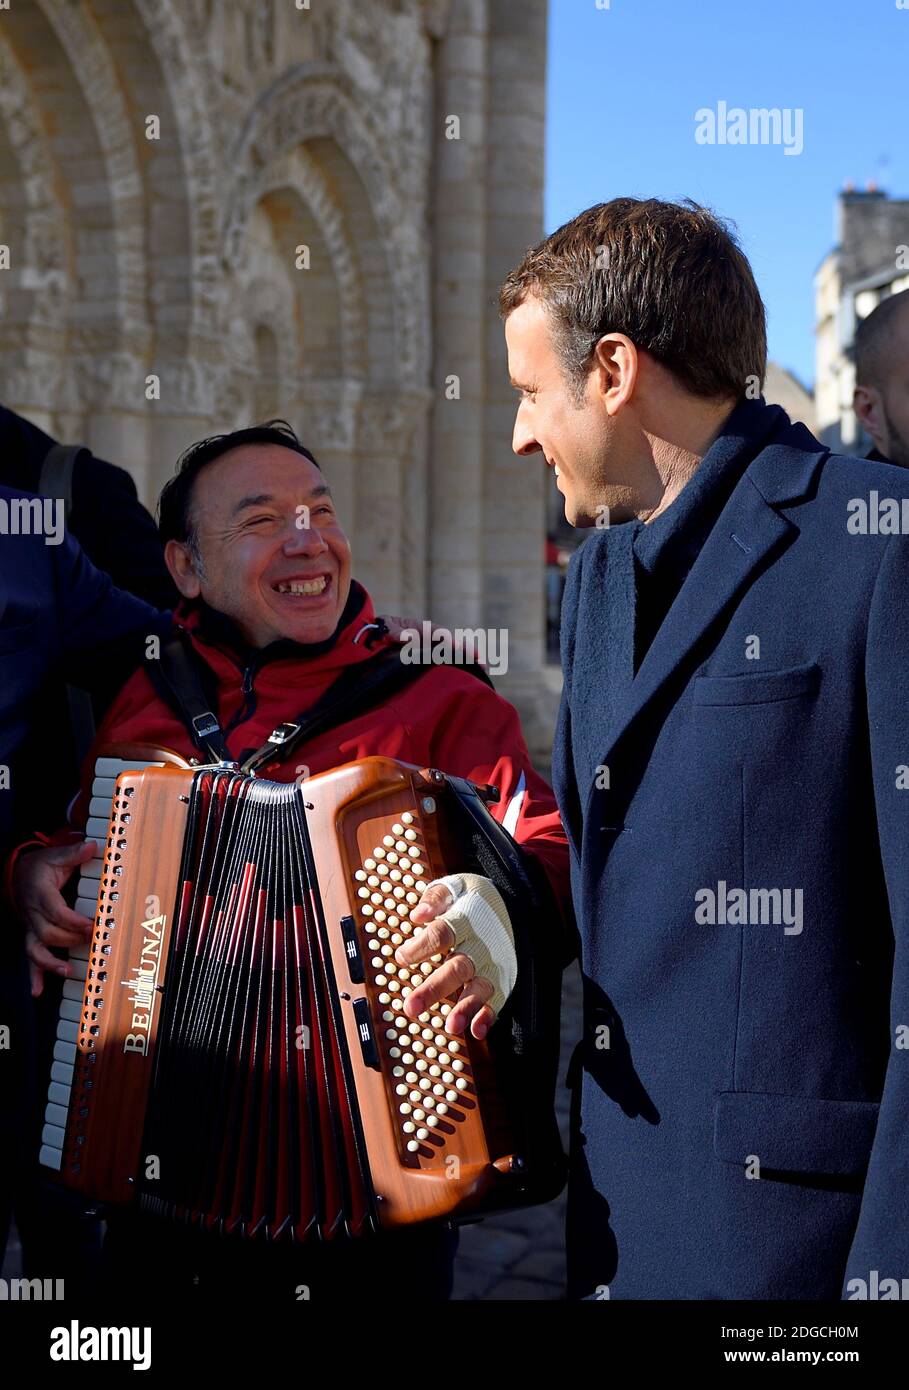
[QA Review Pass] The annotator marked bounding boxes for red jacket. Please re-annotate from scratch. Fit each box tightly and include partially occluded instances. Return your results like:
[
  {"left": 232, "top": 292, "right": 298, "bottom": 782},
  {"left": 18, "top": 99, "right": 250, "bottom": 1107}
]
[{"left": 67, "top": 588, "right": 570, "bottom": 912}]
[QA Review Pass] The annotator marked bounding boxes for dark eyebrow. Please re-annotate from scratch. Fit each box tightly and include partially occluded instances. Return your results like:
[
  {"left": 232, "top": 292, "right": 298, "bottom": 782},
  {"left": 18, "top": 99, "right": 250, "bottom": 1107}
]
[
  {"left": 231, "top": 493, "right": 274, "bottom": 517},
  {"left": 231, "top": 484, "right": 333, "bottom": 518}
]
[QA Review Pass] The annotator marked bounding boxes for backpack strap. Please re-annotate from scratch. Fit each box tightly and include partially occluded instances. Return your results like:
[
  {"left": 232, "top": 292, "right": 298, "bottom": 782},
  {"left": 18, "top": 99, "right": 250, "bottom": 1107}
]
[
  {"left": 39, "top": 443, "right": 96, "bottom": 766},
  {"left": 39, "top": 442, "right": 86, "bottom": 515}
]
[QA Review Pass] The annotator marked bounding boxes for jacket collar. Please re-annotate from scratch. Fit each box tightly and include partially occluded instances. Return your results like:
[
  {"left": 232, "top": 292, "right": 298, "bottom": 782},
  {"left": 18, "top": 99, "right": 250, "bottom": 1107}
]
[
  {"left": 632, "top": 397, "right": 793, "bottom": 589},
  {"left": 174, "top": 580, "right": 386, "bottom": 675}
]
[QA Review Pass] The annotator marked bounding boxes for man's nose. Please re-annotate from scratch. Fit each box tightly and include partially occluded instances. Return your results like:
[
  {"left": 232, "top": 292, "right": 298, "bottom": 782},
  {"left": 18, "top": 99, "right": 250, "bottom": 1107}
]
[
  {"left": 282, "top": 519, "right": 328, "bottom": 555},
  {"left": 512, "top": 406, "right": 543, "bottom": 458}
]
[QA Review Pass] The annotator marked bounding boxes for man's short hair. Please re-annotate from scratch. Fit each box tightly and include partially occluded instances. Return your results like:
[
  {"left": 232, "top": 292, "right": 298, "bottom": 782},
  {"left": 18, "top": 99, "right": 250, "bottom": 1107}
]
[
  {"left": 498, "top": 197, "right": 767, "bottom": 402},
  {"left": 854, "top": 289, "right": 909, "bottom": 390},
  {"left": 158, "top": 420, "right": 320, "bottom": 547}
]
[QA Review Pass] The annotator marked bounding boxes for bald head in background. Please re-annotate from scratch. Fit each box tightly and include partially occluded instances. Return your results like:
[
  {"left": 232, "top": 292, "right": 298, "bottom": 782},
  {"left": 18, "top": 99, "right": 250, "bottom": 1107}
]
[{"left": 854, "top": 288, "right": 909, "bottom": 468}]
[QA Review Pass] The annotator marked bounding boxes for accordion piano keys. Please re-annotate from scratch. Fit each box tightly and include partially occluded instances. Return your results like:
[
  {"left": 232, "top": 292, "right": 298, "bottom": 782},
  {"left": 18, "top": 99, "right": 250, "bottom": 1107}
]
[{"left": 39, "top": 751, "right": 181, "bottom": 1176}]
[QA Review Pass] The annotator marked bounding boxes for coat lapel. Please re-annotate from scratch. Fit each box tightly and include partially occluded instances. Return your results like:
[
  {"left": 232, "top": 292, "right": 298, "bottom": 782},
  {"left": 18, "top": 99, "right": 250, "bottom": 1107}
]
[{"left": 579, "top": 440, "right": 827, "bottom": 844}]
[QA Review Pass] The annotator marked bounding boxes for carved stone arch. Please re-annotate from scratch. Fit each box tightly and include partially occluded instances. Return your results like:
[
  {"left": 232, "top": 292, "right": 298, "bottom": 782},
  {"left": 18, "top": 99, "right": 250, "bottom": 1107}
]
[
  {"left": 221, "top": 70, "right": 429, "bottom": 391},
  {"left": 126, "top": 0, "right": 223, "bottom": 386},
  {"left": 0, "top": 3, "right": 151, "bottom": 410},
  {"left": 221, "top": 272, "right": 302, "bottom": 429},
  {"left": 223, "top": 145, "right": 368, "bottom": 392},
  {"left": 0, "top": 28, "right": 71, "bottom": 419},
  {"left": 245, "top": 276, "right": 298, "bottom": 382},
  {"left": 39, "top": 0, "right": 152, "bottom": 353},
  {"left": 0, "top": 3, "right": 128, "bottom": 422},
  {"left": 106, "top": 0, "right": 224, "bottom": 369}
]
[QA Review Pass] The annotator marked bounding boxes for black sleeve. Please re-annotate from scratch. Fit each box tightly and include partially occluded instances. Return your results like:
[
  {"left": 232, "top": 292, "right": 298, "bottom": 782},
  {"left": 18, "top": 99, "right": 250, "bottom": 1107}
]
[
  {"left": 0, "top": 402, "right": 178, "bottom": 609},
  {"left": 70, "top": 454, "right": 179, "bottom": 610},
  {"left": 53, "top": 530, "right": 172, "bottom": 703}
]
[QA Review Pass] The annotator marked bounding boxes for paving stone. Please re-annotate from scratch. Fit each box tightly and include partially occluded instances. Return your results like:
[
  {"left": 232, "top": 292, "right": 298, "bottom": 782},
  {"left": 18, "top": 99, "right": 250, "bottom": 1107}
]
[
  {"left": 510, "top": 1248, "right": 567, "bottom": 1284},
  {"left": 455, "top": 1226, "right": 529, "bottom": 1268},
  {"left": 451, "top": 1263, "right": 501, "bottom": 1299},
  {"left": 485, "top": 1278, "right": 564, "bottom": 1301},
  {"left": 484, "top": 1205, "right": 554, "bottom": 1236}
]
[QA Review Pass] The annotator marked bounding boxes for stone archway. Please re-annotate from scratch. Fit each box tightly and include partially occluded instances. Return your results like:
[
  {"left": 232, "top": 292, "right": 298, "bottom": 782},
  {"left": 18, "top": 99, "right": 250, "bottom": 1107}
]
[
  {"left": 0, "top": 0, "right": 218, "bottom": 496},
  {"left": 0, "top": 28, "right": 71, "bottom": 433},
  {"left": 220, "top": 73, "right": 434, "bottom": 609}
]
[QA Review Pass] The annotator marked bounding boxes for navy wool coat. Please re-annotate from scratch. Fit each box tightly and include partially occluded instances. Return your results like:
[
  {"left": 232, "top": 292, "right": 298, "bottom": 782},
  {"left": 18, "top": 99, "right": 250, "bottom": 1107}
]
[{"left": 554, "top": 399, "right": 909, "bottom": 1300}]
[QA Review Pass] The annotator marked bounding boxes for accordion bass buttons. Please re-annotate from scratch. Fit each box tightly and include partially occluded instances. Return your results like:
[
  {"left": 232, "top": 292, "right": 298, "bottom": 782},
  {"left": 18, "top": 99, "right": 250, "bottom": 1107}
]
[{"left": 345, "top": 807, "right": 486, "bottom": 1172}]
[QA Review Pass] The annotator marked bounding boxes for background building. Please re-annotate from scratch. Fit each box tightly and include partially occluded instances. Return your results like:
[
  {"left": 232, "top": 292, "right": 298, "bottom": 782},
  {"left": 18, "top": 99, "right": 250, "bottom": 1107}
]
[
  {"left": 763, "top": 361, "right": 816, "bottom": 434},
  {"left": 0, "top": 0, "right": 554, "bottom": 749},
  {"left": 815, "top": 187, "right": 909, "bottom": 453}
]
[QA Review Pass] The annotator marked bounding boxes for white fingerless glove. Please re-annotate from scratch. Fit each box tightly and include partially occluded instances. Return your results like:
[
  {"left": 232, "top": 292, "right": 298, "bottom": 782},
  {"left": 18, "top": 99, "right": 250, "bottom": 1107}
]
[{"left": 427, "top": 872, "right": 517, "bottom": 1016}]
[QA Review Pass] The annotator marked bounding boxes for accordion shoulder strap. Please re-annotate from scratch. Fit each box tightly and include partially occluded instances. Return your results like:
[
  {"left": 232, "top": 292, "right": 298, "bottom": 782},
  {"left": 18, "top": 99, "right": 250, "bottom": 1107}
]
[
  {"left": 149, "top": 630, "right": 493, "bottom": 772},
  {"left": 148, "top": 633, "right": 233, "bottom": 764},
  {"left": 239, "top": 646, "right": 492, "bottom": 775}
]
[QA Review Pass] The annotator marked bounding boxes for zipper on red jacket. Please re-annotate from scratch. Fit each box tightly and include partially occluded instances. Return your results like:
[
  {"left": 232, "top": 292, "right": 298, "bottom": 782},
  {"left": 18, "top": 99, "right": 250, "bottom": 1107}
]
[{"left": 224, "top": 659, "right": 259, "bottom": 736}]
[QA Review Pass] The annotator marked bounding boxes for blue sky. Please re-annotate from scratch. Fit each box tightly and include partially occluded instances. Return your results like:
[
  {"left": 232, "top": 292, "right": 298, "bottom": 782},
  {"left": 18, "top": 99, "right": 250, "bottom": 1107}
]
[{"left": 546, "top": 0, "right": 909, "bottom": 389}]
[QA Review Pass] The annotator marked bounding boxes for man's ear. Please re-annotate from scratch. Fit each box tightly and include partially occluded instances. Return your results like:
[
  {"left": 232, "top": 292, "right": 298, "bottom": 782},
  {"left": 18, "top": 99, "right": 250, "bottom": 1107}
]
[
  {"left": 165, "top": 539, "right": 203, "bottom": 600},
  {"left": 593, "top": 333, "right": 638, "bottom": 415},
  {"left": 854, "top": 384, "right": 884, "bottom": 447}
]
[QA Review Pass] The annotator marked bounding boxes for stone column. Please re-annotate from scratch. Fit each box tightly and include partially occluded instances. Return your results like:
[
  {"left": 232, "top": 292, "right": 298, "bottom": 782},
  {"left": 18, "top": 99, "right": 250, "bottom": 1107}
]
[
  {"left": 428, "top": 0, "right": 489, "bottom": 631},
  {"left": 304, "top": 381, "right": 359, "bottom": 558},
  {"left": 482, "top": 0, "right": 555, "bottom": 761},
  {"left": 353, "top": 393, "right": 420, "bottom": 612}
]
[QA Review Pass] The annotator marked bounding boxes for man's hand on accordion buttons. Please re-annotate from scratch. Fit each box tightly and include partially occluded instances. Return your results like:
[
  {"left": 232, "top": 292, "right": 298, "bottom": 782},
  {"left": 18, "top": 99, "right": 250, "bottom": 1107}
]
[
  {"left": 12, "top": 838, "right": 99, "bottom": 997},
  {"left": 395, "top": 873, "right": 517, "bottom": 1039}
]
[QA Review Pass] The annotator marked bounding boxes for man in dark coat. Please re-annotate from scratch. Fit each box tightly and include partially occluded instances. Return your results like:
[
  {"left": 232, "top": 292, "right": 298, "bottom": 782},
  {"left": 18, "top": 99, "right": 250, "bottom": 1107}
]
[
  {"left": 0, "top": 504, "right": 169, "bottom": 1263},
  {"left": 499, "top": 197, "right": 909, "bottom": 1300},
  {"left": 0, "top": 405, "right": 177, "bottom": 1281},
  {"left": 0, "top": 404, "right": 176, "bottom": 610}
]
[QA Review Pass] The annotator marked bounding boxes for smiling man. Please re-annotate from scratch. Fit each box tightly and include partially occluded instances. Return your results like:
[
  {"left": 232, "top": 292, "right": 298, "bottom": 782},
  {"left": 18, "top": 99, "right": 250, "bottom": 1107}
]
[
  {"left": 161, "top": 435, "right": 350, "bottom": 647},
  {"left": 9, "top": 419, "right": 570, "bottom": 1302},
  {"left": 500, "top": 197, "right": 909, "bottom": 1301}
]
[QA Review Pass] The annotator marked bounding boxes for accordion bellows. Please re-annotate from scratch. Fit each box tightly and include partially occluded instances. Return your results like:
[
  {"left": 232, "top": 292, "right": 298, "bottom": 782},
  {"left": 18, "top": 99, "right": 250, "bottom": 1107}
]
[{"left": 42, "top": 751, "right": 556, "bottom": 1240}]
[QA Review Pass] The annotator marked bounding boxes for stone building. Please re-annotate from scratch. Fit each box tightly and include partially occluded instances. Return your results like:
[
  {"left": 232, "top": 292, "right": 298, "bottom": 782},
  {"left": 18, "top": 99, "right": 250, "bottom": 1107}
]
[
  {"left": 0, "top": 0, "right": 554, "bottom": 746},
  {"left": 815, "top": 186, "right": 909, "bottom": 453},
  {"left": 763, "top": 361, "right": 816, "bottom": 435}
]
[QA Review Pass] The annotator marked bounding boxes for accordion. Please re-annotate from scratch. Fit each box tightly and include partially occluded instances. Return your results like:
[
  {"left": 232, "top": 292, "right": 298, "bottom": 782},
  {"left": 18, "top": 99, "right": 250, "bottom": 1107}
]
[{"left": 40, "top": 749, "right": 564, "bottom": 1241}]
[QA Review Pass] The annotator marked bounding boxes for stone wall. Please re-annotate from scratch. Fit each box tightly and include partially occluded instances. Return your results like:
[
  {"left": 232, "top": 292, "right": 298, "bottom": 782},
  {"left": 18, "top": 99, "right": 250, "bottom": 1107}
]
[{"left": 0, "top": 0, "right": 552, "bottom": 739}]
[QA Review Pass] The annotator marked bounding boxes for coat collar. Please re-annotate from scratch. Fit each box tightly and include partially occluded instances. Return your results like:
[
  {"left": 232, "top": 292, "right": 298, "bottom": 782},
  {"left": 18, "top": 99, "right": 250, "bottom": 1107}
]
[{"left": 173, "top": 580, "right": 389, "bottom": 677}]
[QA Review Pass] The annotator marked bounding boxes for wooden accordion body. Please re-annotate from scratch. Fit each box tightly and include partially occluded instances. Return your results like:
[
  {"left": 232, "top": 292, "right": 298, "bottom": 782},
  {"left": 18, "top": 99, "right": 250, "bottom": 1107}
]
[{"left": 41, "top": 751, "right": 561, "bottom": 1240}]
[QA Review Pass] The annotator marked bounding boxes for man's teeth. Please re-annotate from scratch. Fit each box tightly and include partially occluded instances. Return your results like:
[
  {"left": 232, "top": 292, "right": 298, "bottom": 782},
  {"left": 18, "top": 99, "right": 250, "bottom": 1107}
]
[
  {"left": 275, "top": 577, "right": 327, "bottom": 595},
  {"left": 554, "top": 465, "right": 560, "bottom": 477}
]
